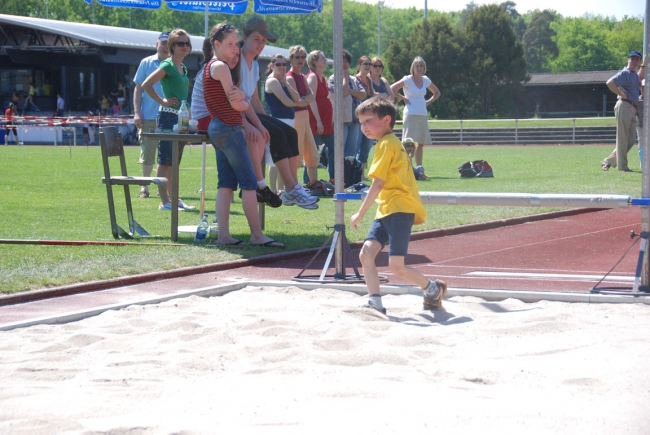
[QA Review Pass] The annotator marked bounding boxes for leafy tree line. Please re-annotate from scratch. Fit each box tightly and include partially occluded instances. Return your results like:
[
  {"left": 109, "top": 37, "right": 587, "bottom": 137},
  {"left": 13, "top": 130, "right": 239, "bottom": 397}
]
[{"left": 1, "top": 0, "right": 643, "bottom": 118}]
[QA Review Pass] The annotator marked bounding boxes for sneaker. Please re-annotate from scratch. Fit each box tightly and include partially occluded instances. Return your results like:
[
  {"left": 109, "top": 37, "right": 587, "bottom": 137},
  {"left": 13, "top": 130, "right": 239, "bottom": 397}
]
[
  {"left": 239, "top": 187, "right": 283, "bottom": 208},
  {"left": 601, "top": 160, "right": 611, "bottom": 171},
  {"left": 178, "top": 199, "right": 196, "bottom": 210},
  {"left": 298, "top": 185, "right": 320, "bottom": 203},
  {"left": 159, "top": 202, "right": 184, "bottom": 211},
  {"left": 423, "top": 279, "right": 448, "bottom": 311},
  {"left": 138, "top": 190, "right": 150, "bottom": 199},
  {"left": 259, "top": 186, "right": 283, "bottom": 208},
  {"left": 280, "top": 188, "right": 317, "bottom": 207},
  {"left": 361, "top": 300, "right": 386, "bottom": 315}
]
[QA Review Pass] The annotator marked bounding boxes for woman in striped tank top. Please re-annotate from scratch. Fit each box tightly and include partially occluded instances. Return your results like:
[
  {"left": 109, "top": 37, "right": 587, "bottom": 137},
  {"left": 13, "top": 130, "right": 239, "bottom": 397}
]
[{"left": 205, "top": 23, "right": 284, "bottom": 248}]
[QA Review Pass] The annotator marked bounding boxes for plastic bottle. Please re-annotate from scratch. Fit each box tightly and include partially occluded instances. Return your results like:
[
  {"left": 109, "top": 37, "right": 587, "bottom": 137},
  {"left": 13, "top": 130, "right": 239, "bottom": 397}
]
[
  {"left": 207, "top": 215, "right": 218, "bottom": 244},
  {"left": 194, "top": 213, "right": 209, "bottom": 243},
  {"left": 178, "top": 100, "right": 190, "bottom": 134}
]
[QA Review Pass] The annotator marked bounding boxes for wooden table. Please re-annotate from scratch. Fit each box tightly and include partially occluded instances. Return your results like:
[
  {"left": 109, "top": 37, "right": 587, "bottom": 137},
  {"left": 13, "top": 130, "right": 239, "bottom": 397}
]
[{"left": 141, "top": 131, "right": 209, "bottom": 242}]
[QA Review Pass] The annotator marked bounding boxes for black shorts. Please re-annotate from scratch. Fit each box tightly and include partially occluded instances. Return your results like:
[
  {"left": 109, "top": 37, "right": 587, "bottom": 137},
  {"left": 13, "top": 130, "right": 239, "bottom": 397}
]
[{"left": 258, "top": 113, "right": 299, "bottom": 162}]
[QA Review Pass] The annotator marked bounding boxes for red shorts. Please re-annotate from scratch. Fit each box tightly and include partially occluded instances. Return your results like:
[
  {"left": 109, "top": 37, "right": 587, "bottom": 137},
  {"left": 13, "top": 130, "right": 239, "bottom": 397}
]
[{"left": 198, "top": 116, "right": 210, "bottom": 134}]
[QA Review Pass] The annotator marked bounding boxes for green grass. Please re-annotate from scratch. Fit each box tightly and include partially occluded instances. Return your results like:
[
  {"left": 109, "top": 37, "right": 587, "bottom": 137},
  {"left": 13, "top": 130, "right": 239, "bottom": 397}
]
[
  {"left": 394, "top": 117, "right": 616, "bottom": 130},
  {"left": 0, "top": 143, "right": 641, "bottom": 293}
]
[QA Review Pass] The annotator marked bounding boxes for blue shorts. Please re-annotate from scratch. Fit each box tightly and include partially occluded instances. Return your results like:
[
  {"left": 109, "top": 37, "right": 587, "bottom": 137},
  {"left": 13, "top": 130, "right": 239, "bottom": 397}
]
[
  {"left": 157, "top": 111, "right": 184, "bottom": 166},
  {"left": 208, "top": 117, "right": 258, "bottom": 191},
  {"left": 365, "top": 212, "right": 415, "bottom": 257}
]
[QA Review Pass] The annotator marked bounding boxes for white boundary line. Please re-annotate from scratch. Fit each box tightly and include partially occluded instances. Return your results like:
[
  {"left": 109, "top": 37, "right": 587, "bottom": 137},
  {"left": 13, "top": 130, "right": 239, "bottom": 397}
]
[
  {"left": 1, "top": 280, "right": 649, "bottom": 331},
  {"left": 464, "top": 271, "right": 635, "bottom": 282}
]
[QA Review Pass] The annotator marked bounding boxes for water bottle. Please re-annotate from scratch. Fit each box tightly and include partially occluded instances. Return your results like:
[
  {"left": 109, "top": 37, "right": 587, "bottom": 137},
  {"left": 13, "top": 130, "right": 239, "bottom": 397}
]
[
  {"left": 178, "top": 100, "right": 190, "bottom": 134},
  {"left": 194, "top": 213, "right": 208, "bottom": 243},
  {"left": 207, "top": 215, "right": 218, "bottom": 244}
]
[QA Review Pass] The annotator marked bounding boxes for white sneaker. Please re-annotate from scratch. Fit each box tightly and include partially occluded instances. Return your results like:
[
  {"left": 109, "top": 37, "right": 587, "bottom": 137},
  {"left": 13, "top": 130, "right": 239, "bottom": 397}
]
[
  {"left": 178, "top": 199, "right": 196, "bottom": 210},
  {"left": 298, "top": 185, "right": 320, "bottom": 203},
  {"left": 159, "top": 202, "right": 184, "bottom": 211},
  {"left": 281, "top": 188, "right": 318, "bottom": 207}
]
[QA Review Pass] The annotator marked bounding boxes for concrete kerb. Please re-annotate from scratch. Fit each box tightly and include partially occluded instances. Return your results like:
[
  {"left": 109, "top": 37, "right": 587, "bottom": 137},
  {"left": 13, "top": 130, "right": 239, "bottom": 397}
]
[
  {"left": 2, "top": 279, "right": 649, "bottom": 331},
  {"left": 0, "top": 207, "right": 608, "bottom": 308}
]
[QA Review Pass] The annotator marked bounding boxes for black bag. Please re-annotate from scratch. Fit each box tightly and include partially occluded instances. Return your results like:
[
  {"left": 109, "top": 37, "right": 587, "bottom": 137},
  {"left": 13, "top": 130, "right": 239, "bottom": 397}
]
[
  {"left": 344, "top": 156, "right": 363, "bottom": 188},
  {"left": 458, "top": 160, "right": 494, "bottom": 178}
]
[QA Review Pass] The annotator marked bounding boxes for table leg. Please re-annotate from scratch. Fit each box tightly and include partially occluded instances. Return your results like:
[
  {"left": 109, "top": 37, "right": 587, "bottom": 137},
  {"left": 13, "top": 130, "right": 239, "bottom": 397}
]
[{"left": 171, "top": 140, "right": 180, "bottom": 242}]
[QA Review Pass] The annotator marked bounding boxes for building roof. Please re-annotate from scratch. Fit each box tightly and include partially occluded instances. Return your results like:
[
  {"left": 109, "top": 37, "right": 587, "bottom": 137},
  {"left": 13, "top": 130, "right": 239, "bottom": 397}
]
[
  {"left": 0, "top": 13, "right": 289, "bottom": 59},
  {"left": 525, "top": 70, "right": 621, "bottom": 86}
]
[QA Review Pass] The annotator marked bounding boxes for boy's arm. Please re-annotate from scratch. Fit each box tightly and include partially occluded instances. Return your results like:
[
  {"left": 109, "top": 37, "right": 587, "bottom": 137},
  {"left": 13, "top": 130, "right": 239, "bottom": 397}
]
[{"left": 350, "top": 177, "right": 385, "bottom": 230}]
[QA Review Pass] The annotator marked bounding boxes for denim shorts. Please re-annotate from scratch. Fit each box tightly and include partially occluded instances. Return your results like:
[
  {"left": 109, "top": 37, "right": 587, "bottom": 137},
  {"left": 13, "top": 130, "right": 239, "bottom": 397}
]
[
  {"left": 365, "top": 212, "right": 415, "bottom": 257},
  {"left": 157, "top": 111, "right": 182, "bottom": 166},
  {"left": 208, "top": 117, "right": 257, "bottom": 191}
]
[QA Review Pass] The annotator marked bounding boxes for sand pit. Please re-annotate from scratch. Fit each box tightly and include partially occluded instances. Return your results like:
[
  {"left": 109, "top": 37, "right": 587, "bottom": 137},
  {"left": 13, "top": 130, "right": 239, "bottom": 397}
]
[{"left": 1, "top": 285, "right": 649, "bottom": 434}]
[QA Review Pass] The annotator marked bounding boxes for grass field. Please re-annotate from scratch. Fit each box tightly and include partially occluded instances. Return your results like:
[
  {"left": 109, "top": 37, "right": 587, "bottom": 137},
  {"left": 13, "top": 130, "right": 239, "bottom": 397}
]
[
  {"left": 393, "top": 117, "right": 616, "bottom": 130},
  {"left": 0, "top": 142, "right": 642, "bottom": 293}
]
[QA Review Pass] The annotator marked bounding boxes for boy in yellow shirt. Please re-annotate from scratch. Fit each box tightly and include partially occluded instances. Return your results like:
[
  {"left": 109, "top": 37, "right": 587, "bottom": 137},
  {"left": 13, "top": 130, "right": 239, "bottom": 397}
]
[{"left": 350, "top": 97, "right": 447, "bottom": 314}]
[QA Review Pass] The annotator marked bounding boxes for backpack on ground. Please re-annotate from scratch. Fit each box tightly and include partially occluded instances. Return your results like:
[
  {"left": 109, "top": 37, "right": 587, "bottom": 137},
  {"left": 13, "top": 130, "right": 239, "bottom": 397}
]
[
  {"left": 458, "top": 160, "right": 494, "bottom": 178},
  {"left": 306, "top": 180, "right": 335, "bottom": 197},
  {"left": 344, "top": 156, "right": 363, "bottom": 188}
]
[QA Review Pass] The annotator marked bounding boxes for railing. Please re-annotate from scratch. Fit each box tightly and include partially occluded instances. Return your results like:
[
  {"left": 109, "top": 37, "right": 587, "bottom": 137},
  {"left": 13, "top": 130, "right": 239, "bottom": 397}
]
[{"left": 394, "top": 117, "right": 617, "bottom": 145}]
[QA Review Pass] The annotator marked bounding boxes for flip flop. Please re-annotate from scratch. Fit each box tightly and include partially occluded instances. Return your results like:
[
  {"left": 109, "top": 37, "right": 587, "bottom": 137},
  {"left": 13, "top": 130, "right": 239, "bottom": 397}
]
[
  {"left": 253, "top": 239, "right": 285, "bottom": 249},
  {"left": 207, "top": 239, "right": 248, "bottom": 248}
]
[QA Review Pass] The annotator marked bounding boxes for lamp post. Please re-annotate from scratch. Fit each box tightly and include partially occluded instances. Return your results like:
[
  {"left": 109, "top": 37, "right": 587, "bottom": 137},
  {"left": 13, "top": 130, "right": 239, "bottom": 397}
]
[
  {"left": 377, "top": 0, "right": 384, "bottom": 56},
  {"left": 424, "top": 0, "right": 427, "bottom": 20}
]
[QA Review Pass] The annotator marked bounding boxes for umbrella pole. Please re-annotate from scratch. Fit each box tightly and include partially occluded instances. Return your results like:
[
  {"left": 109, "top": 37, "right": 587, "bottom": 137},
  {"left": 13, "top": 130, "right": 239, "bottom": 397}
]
[{"left": 201, "top": 141, "right": 206, "bottom": 217}]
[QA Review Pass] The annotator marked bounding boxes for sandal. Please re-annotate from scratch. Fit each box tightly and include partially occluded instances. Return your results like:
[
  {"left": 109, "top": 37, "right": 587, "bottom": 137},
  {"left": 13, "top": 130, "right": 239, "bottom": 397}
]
[{"left": 253, "top": 239, "right": 285, "bottom": 249}]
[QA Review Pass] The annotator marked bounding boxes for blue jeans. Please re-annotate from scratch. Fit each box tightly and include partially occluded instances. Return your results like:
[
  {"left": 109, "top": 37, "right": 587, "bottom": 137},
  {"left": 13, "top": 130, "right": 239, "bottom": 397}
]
[
  {"left": 343, "top": 122, "right": 360, "bottom": 158},
  {"left": 314, "top": 133, "right": 335, "bottom": 180},
  {"left": 357, "top": 131, "right": 374, "bottom": 164},
  {"left": 208, "top": 117, "right": 257, "bottom": 191},
  {"left": 157, "top": 111, "right": 178, "bottom": 166}
]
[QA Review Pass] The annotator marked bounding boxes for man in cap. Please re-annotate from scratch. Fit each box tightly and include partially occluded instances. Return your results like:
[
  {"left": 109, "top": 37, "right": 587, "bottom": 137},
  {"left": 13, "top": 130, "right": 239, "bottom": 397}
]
[
  {"left": 133, "top": 31, "right": 170, "bottom": 198},
  {"left": 601, "top": 50, "right": 644, "bottom": 172}
]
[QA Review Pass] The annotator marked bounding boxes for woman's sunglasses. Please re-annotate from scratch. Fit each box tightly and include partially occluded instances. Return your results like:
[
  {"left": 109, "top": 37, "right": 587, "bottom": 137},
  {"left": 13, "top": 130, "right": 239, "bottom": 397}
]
[
  {"left": 175, "top": 41, "right": 192, "bottom": 47},
  {"left": 275, "top": 62, "right": 287, "bottom": 67}
]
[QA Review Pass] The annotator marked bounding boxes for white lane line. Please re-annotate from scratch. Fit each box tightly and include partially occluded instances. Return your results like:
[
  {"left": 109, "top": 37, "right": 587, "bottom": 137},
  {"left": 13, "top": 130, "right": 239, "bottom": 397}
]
[{"left": 464, "top": 271, "right": 635, "bottom": 282}]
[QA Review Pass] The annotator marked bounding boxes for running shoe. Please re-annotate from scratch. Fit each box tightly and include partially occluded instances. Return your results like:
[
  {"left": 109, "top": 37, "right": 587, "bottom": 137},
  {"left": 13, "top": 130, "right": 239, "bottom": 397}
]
[
  {"left": 159, "top": 202, "right": 184, "bottom": 211},
  {"left": 298, "top": 185, "right": 320, "bottom": 203},
  {"left": 422, "top": 279, "right": 448, "bottom": 311},
  {"left": 280, "top": 188, "right": 318, "bottom": 207},
  {"left": 178, "top": 199, "right": 196, "bottom": 210}
]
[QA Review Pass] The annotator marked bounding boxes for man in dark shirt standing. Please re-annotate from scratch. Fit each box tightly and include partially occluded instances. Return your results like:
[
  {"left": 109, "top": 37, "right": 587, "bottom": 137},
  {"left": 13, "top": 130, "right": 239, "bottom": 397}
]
[{"left": 602, "top": 50, "right": 643, "bottom": 172}]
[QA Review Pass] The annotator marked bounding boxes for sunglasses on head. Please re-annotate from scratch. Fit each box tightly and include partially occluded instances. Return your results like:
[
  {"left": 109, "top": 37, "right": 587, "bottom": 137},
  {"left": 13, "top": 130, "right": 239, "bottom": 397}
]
[
  {"left": 212, "top": 24, "right": 234, "bottom": 42},
  {"left": 175, "top": 41, "right": 191, "bottom": 47}
]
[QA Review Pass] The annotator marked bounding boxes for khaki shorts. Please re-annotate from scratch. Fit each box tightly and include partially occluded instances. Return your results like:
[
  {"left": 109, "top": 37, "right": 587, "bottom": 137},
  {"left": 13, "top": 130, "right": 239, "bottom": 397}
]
[
  {"left": 138, "top": 119, "right": 158, "bottom": 165},
  {"left": 294, "top": 110, "right": 319, "bottom": 168}
]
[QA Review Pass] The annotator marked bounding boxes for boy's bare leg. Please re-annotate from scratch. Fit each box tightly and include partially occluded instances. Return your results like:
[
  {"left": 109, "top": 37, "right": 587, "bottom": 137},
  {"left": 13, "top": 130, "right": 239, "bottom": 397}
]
[
  {"left": 388, "top": 256, "right": 429, "bottom": 289},
  {"left": 359, "top": 240, "right": 383, "bottom": 295}
]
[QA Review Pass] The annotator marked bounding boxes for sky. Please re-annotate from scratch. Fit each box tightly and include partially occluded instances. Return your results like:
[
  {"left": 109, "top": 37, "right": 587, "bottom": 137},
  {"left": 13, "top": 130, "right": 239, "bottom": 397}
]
[{"left": 356, "top": 0, "right": 644, "bottom": 20}]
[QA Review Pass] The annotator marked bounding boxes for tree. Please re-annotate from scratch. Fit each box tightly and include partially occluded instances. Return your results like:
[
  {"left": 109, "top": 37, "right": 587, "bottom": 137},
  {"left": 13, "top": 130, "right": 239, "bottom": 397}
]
[
  {"left": 499, "top": 1, "right": 527, "bottom": 41},
  {"left": 550, "top": 16, "right": 618, "bottom": 72},
  {"left": 522, "top": 10, "right": 558, "bottom": 72},
  {"left": 465, "top": 4, "right": 527, "bottom": 117},
  {"left": 383, "top": 16, "right": 473, "bottom": 119}
]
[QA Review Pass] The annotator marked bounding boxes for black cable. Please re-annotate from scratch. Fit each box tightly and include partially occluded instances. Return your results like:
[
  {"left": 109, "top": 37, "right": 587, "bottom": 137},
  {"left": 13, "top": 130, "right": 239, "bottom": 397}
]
[{"left": 591, "top": 234, "right": 641, "bottom": 292}]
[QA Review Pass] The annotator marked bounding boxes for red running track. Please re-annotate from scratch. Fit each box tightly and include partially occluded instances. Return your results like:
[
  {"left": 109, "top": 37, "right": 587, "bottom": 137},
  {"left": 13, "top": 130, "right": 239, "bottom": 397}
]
[{"left": 0, "top": 207, "right": 641, "bottom": 326}]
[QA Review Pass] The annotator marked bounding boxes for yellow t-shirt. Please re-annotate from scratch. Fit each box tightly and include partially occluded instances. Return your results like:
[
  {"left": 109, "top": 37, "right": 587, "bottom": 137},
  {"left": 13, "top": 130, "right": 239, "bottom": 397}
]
[{"left": 368, "top": 133, "right": 427, "bottom": 225}]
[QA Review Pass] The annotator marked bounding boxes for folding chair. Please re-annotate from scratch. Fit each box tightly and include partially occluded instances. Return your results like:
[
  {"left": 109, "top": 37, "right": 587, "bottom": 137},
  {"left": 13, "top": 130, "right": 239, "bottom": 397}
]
[{"left": 100, "top": 126, "right": 167, "bottom": 239}]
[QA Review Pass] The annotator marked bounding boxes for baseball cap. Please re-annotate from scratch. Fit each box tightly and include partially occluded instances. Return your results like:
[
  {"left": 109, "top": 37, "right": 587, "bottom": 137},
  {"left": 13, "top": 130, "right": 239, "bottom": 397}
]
[
  {"left": 243, "top": 16, "right": 277, "bottom": 43},
  {"left": 158, "top": 31, "right": 170, "bottom": 42},
  {"left": 628, "top": 50, "right": 642, "bottom": 58}
]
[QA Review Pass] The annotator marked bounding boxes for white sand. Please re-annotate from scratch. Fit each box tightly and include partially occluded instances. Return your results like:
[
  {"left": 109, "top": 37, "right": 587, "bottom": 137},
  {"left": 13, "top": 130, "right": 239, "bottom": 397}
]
[{"left": 1, "top": 286, "right": 650, "bottom": 434}]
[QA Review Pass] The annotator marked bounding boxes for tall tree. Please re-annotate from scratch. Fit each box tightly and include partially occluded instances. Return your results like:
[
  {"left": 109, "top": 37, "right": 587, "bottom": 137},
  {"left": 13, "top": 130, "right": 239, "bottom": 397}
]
[
  {"left": 522, "top": 10, "right": 558, "bottom": 72},
  {"left": 384, "top": 16, "right": 472, "bottom": 119},
  {"left": 465, "top": 4, "right": 527, "bottom": 117},
  {"left": 551, "top": 16, "right": 616, "bottom": 71}
]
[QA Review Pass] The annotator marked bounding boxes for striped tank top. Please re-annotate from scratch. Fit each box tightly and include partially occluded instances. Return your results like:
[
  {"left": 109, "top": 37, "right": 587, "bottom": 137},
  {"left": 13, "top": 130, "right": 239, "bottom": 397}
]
[{"left": 203, "top": 58, "right": 242, "bottom": 126}]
